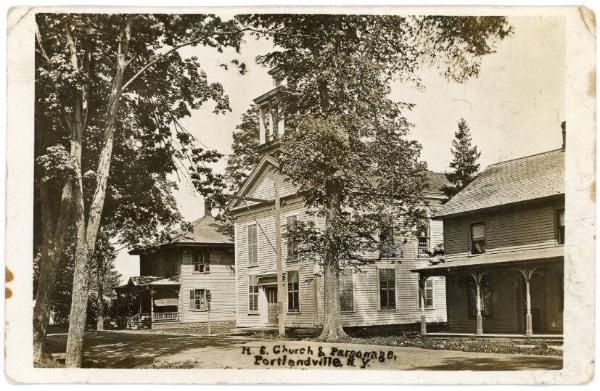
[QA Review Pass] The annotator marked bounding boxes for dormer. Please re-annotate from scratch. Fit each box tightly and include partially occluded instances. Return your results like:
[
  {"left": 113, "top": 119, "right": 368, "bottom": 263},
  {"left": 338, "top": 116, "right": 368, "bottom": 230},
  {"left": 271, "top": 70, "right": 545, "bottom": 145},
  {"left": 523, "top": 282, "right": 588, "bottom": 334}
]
[{"left": 254, "top": 68, "right": 286, "bottom": 153}]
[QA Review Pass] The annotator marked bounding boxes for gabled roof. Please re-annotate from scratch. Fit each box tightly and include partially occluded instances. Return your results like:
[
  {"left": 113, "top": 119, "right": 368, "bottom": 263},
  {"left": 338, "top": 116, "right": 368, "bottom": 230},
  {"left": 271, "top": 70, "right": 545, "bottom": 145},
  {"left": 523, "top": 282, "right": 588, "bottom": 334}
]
[
  {"left": 434, "top": 149, "right": 565, "bottom": 219},
  {"left": 228, "top": 154, "right": 280, "bottom": 210}
]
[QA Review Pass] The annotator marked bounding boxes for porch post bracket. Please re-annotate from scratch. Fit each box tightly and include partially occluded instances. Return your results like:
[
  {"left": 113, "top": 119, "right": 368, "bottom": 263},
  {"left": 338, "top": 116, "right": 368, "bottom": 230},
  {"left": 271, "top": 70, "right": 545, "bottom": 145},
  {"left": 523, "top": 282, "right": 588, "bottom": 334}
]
[
  {"left": 419, "top": 275, "right": 428, "bottom": 335},
  {"left": 470, "top": 272, "right": 485, "bottom": 335},
  {"left": 519, "top": 267, "right": 537, "bottom": 337}
]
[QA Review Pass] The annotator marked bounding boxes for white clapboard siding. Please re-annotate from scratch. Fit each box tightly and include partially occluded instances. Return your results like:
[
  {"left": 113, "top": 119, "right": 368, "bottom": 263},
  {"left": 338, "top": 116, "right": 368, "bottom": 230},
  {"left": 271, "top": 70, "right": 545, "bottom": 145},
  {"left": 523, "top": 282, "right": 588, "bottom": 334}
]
[
  {"left": 233, "top": 164, "right": 447, "bottom": 328},
  {"left": 179, "top": 248, "right": 236, "bottom": 323}
]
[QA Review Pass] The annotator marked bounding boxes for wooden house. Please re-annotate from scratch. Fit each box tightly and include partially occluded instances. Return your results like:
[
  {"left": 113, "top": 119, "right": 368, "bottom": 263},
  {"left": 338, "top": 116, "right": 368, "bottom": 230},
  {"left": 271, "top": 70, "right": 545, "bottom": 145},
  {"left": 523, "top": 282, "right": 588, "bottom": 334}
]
[
  {"left": 229, "top": 72, "right": 448, "bottom": 332},
  {"left": 115, "top": 214, "right": 235, "bottom": 329},
  {"left": 413, "top": 143, "right": 565, "bottom": 336}
]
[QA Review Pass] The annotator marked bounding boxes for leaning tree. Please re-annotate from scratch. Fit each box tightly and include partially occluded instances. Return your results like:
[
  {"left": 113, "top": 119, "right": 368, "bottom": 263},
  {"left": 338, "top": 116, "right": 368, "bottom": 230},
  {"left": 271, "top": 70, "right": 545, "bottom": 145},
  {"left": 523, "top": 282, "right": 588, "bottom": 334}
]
[
  {"left": 235, "top": 14, "right": 512, "bottom": 341},
  {"left": 34, "top": 13, "right": 245, "bottom": 366}
]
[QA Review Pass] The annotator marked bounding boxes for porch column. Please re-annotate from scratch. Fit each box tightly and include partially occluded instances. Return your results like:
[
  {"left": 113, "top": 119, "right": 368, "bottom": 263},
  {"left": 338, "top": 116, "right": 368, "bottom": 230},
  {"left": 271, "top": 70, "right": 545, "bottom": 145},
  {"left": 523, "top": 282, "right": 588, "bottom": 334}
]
[
  {"left": 150, "top": 289, "right": 155, "bottom": 326},
  {"left": 470, "top": 272, "right": 485, "bottom": 335},
  {"left": 419, "top": 275, "right": 428, "bottom": 335},
  {"left": 519, "top": 268, "right": 537, "bottom": 337}
]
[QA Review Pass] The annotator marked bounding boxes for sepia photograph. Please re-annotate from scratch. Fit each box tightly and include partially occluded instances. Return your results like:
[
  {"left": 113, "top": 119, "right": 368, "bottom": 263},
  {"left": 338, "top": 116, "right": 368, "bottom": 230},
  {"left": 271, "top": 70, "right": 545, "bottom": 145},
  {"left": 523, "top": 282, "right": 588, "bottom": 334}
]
[{"left": 3, "top": 3, "right": 596, "bottom": 384}]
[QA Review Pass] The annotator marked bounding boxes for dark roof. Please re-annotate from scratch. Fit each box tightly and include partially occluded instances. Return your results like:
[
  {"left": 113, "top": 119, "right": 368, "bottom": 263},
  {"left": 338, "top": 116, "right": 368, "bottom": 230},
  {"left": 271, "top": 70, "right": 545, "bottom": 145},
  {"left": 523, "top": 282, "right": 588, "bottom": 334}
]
[
  {"left": 129, "top": 214, "right": 232, "bottom": 255},
  {"left": 424, "top": 171, "right": 449, "bottom": 196},
  {"left": 435, "top": 149, "right": 565, "bottom": 218},
  {"left": 168, "top": 214, "right": 232, "bottom": 245}
]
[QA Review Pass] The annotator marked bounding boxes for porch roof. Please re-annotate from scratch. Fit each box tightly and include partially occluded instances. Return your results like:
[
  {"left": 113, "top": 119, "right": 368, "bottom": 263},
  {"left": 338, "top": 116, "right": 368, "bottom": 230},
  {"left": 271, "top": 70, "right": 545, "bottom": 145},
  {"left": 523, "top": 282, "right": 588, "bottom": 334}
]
[{"left": 412, "top": 245, "right": 564, "bottom": 274}]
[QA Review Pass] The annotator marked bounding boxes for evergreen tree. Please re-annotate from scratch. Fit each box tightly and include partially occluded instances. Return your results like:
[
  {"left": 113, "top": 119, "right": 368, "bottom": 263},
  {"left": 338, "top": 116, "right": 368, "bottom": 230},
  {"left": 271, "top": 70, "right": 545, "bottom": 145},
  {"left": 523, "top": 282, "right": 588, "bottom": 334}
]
[{"left": 442, "top": 118, "right": 482, "bottom": 200}]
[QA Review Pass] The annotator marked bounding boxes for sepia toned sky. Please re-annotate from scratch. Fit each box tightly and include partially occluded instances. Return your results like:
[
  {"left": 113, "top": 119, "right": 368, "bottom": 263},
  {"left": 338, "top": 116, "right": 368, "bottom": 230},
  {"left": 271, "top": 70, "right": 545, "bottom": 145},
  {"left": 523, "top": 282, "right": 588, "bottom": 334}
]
[{"left": 115, "top": 15, "right": 566, "bottom": 281}]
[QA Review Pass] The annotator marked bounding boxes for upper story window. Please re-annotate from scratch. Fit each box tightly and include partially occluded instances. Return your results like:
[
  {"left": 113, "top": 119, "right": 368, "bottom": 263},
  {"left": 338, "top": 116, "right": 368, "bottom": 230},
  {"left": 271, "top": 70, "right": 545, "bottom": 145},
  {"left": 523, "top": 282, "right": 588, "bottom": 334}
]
[
  {"left": 470, "top": 223, "right": 486, "bottom": 254},
  {"left": 193, "top": 251, "right": 209, "bottom": 273},
  {"left": 556, "top": 209, "right": 565, "bottom": 245},
  {"left": 248, "top": 224, "right": 258, "bottom": 267},
  {"left": 165, "top": 256, "right": 178, "bottom": 276},
  {"left": 417, "top": 224, "right": 430, "bottom": 257},
  {"left": 286, "top": 215, "right": 298, "bottom": 259}
]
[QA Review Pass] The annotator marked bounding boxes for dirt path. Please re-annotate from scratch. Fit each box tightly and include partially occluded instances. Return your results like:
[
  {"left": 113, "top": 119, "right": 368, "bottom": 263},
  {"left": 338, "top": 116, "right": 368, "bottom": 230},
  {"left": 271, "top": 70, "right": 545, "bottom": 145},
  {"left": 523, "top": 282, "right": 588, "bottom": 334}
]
[{"left": 45, "top": 331, "right": 562, "bottom": 370}]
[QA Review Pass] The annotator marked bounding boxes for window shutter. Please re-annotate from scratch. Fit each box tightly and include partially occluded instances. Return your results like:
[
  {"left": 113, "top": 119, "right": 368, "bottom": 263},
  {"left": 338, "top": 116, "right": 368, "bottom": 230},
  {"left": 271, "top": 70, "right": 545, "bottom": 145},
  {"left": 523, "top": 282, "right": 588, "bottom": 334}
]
[{"left": 189, "top": 290, "right": 194, "bottom": 309}]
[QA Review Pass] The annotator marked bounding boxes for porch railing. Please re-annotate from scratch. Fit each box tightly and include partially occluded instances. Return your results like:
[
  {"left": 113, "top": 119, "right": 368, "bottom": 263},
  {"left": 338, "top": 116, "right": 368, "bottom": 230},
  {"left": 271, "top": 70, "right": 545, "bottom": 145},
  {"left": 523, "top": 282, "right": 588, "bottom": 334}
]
[{"left": 152, "top": 312, "right": 179, "bottom": 322}]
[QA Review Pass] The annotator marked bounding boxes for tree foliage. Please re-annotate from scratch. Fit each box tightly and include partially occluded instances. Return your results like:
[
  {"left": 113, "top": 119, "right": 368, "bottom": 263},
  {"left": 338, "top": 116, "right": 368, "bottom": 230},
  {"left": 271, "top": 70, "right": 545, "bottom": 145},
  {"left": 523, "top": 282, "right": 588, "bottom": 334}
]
[
  {"left": 234, "top": 14, "right": 511, "bottom": 340},
  {"left": 34, "top": 13, "right": 245, "bottom": 365},
  {"left": 441, "top": 118, "right": 482, "bottom": 200}
]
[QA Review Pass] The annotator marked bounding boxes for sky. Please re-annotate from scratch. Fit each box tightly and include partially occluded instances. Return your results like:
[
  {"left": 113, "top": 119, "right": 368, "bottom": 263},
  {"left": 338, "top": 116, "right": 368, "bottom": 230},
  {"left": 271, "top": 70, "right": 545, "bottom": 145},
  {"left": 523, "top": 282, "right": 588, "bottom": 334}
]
[{"left": 115, "top": 15, "right": 566, "bottom": 282}]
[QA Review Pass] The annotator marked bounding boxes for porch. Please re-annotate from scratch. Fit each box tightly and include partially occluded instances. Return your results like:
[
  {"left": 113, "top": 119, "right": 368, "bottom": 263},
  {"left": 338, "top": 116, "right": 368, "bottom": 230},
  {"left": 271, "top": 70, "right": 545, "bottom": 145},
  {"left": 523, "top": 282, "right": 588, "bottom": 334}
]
[
  {"left": 413, "top": 248, "right": 563, "bottom": 337},
  {"left": 114, "top": 276, "right": 181, "bottom": 329}
]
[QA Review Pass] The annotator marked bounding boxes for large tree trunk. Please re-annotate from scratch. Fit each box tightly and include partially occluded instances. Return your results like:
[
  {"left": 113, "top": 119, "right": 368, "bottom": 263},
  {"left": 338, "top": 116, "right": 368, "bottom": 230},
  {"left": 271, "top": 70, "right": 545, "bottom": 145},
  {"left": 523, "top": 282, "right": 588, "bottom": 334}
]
[
  {"left": 65, "top": 19, "right": 132, "bottom": 368},
  {"left": 33, "top": 181, "right": 73, "bottom": 363},
  {"left": 319, "top": 182, "right": 348, "bottom": 341}
]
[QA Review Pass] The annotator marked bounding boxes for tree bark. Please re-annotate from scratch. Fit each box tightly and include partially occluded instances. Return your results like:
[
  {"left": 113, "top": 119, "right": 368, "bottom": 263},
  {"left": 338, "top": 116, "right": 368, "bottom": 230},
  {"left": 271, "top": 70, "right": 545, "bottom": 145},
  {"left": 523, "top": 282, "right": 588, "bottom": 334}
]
[
  {"left": 33, "top": 181, "right": 73, "bottom": 363},
  {"left": 65, "top": 18, "right": 132, "bottom": 368},
  {"left": 319, "top": 181, "right": 348, "bottom": 341}
]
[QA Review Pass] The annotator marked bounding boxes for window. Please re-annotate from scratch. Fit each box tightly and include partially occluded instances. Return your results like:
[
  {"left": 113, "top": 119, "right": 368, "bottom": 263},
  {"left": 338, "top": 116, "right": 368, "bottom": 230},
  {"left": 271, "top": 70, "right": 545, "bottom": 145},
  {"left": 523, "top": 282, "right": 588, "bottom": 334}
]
[
  {"left": 556, "top": 209, "right": 565, "bottom": 244},
  {"left": 379, "top": 269, "right": 396, "bottom": 310},
  {"left": 190, "top": 289, "right": 208, "bottom": 311},
  {"left": 248, "top": 275, "right": 259, "bottom": 312},
  {"left": 165, "top": 256, "right": 177, "bottom": 276},
  {"left": 418, "top": 279, "right": 434, "bottom": 309},
  {"left": 417, "top": 224, "right": 430, "bottom": 257},
  {"left": 470, "top": 223, "right": 486, "bottom": 254},
  {"left": 339, "top": 269, "right": 354, "bottom": 312},
  {"left": 287, "top": 270, "right": 299, "bottom": 312},
  {"left": 248, "top": 224, "right": 258, "bottom": 266},
  {"left": 468, "top": 275, "right": 493, "bottom": 318},
  {"left": 192, "top": 251, "right": 209, "bottom": 273},
  {"left": 286, "top": 215, "right": 298, "bottom": 259}
]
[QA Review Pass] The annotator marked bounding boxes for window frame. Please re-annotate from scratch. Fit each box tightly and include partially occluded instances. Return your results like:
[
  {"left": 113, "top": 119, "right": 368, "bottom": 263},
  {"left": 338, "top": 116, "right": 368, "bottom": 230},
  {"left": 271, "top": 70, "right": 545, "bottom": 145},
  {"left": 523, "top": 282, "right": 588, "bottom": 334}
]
[
  {"left": 287, "top": 270, "right": 300, "bottom": 313},
  {"left": 338, "top": 268, "right": 355, "bottom": 313},
  {"left": 378, "top": 268, "right": 397, "bottom": 311},
  {"left": 417, "top": 224, "right": 431, "bottom": 257},
  {"left": 470, "top": 222, "right": 486, "bottom": 255},
  {"left": 190, "top": 289, "right": 208, "bottom": 312},
  {"left": 247, "top": 223, "right": 258, "bottom": 267},
  {"left": 417, "top": 278, "right": 435, "bottom": 309},
  {"left": 248, "top": 275, "right": 259, "bottom": 313},
  {"left": 192, "top": 250, "right": 210, "bottom": 273}
]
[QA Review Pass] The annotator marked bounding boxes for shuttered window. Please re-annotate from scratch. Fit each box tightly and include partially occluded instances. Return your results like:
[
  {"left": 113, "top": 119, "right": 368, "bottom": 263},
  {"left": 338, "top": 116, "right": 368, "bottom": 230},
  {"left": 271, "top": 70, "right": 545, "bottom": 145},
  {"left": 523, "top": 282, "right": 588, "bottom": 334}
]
[
  {"left": 339, "top": 269, "right": 354, "bottom": 312},
  {"left": 287, "top": 271, "right": 300, "bottom": 312},
  {"left": 190, "top": 289, "right": 208, "bottom": 311},
  {"left": 248, "top": 275, "right": 259, "bottom": 312},
  {"left": 247, "top": 224, "right": 258, "bottom": 266},
  {"left": 379, "top": 269, "right": 396, "bottom": 310}
]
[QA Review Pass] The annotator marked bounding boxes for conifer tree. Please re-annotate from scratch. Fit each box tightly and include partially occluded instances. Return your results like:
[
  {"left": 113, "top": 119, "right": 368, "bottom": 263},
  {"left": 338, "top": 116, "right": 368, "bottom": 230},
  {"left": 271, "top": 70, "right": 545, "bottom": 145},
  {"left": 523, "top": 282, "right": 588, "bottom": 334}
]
[{"left": 442, "top": 118, "right": 481, "bottom": 200}]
